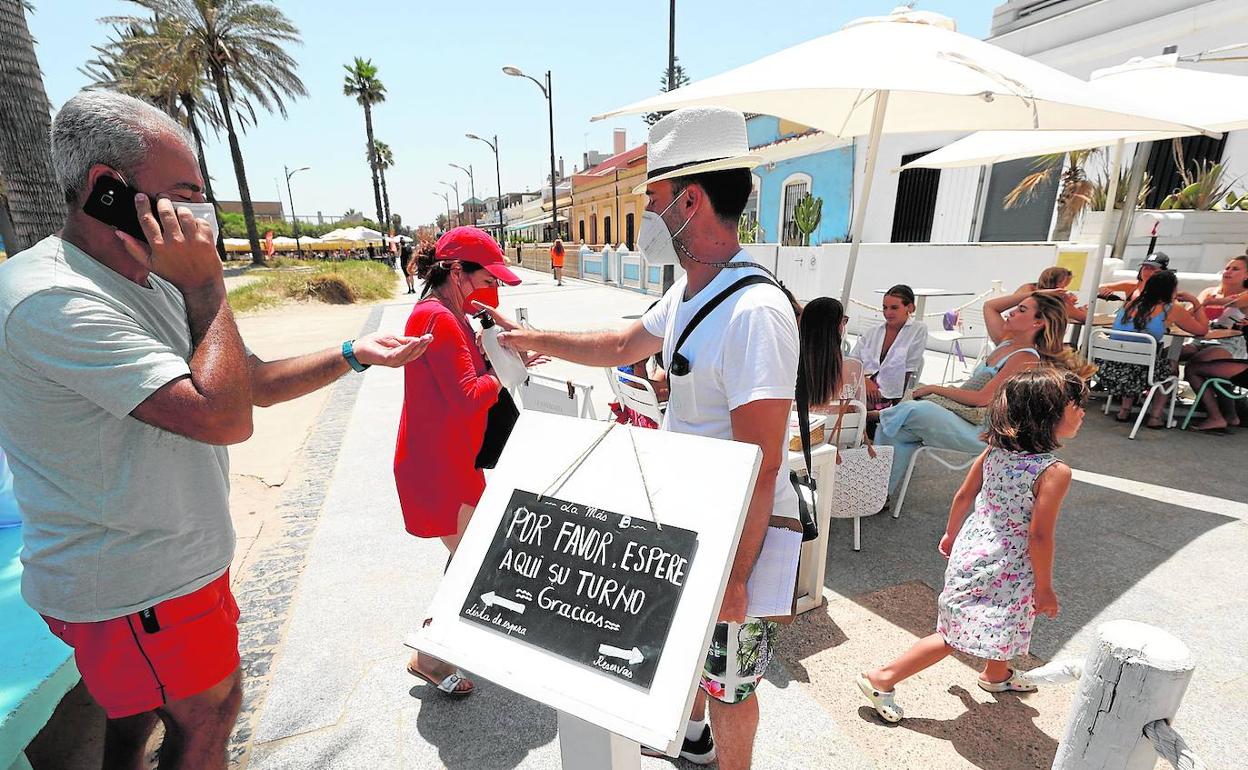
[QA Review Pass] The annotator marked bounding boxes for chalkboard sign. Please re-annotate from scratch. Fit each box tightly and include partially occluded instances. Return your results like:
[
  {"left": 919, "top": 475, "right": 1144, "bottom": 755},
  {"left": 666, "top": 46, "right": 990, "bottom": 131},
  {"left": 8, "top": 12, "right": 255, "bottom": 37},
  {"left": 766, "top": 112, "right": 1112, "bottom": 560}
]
[{"left": 460, "top": 489, "right": 698, "bottom": 690}]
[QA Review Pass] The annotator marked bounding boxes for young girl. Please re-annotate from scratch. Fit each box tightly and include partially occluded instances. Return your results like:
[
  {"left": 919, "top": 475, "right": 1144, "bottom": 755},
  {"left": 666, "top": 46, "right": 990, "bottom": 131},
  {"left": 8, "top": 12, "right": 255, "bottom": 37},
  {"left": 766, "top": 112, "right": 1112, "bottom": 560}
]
[
  {"left": 849, "top": 284, "right": 927, "bottom": 412},
  {"left": 859, "top": 367, "right": 1087, "bottom": 722}
]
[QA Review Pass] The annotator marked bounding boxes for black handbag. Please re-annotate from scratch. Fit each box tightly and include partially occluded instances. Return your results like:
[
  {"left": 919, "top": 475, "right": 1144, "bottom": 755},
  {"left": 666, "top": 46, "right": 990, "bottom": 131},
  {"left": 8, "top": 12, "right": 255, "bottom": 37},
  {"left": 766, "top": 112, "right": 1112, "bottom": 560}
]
[{"left": 475, "top": 387, "right": 520, "bottom": 469}]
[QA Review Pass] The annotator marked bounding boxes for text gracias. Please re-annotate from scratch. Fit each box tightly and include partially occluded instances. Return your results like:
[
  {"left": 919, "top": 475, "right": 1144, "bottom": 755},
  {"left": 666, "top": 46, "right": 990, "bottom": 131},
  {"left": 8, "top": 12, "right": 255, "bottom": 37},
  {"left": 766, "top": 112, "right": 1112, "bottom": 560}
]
[{"left": 497, "top": 504, "right": 689, "bottom": 629}]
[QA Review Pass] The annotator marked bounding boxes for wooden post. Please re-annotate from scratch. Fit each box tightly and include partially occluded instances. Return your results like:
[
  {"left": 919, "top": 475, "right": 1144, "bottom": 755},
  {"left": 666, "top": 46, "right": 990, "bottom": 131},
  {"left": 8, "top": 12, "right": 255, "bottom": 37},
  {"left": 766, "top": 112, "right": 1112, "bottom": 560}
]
[
  {"left": 556, "top": 711, "right": 641, "bottom": 770},
  {"left": 1052, "top": 620, "right": 1195, "bottom": 770}
]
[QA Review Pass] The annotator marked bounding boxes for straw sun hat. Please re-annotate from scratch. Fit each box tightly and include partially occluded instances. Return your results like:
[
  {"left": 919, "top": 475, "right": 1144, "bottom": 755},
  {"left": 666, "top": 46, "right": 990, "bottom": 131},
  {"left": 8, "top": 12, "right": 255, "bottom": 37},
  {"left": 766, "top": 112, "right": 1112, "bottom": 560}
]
[{"left": 632, "top": 106, "right": 763, "bottom": 194}]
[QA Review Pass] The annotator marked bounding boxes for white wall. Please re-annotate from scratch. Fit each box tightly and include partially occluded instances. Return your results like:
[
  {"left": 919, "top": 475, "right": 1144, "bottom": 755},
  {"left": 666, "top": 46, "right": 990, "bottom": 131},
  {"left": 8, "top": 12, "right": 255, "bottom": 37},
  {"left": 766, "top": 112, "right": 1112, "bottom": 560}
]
[
  {"left": 765, "top": 242, "right": 1060, "bottom": 338},
  {"left": 865, "top": 0, "right": 1248, "bottom": 247},
  {"left": 854, "top": 132, "right": 970, "bottom": 243}
]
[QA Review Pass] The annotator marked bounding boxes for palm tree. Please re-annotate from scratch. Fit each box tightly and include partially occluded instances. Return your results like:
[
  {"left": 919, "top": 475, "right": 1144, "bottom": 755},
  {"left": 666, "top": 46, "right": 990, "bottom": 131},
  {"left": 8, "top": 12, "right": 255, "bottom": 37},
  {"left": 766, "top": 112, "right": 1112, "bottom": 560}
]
[
  {"left": 371, "top": 139, "right": 393, "bottom": 231},
  {"left": 83, "top": 18, "right": 231, "bottom": 257},
  {"left": 1003, "top": 150, "right": 1097, "bottom": 241},
  {"left": 0, "top": 0, "right": 67, "bottom": 252},
  {"left": 112, "top": 0, "right": 307, "bottom": 266},
  {"left": 343, "top": 57, "right": 386, "bottom": 229}
]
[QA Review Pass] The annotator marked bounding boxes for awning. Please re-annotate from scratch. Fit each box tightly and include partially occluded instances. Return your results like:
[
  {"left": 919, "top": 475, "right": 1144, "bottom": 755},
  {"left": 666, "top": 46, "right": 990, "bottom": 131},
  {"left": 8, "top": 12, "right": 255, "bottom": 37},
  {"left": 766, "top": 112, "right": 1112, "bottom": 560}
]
[{"left": 505, "top": 214, "right": 568, "bottom": 231}]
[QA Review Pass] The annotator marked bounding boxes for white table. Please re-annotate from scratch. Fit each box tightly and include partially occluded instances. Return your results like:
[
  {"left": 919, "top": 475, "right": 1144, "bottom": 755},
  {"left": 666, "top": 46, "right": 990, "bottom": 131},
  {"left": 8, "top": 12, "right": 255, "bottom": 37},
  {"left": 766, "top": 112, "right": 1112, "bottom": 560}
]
[{"left": 875, "top": 287, "right": 973, "bottom": 320}]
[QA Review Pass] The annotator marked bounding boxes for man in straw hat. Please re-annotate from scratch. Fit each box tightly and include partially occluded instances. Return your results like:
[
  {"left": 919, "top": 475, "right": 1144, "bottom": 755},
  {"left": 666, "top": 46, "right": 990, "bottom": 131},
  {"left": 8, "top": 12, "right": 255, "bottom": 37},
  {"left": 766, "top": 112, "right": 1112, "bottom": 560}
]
[{"left": 478, "top": 106, "right": 799, "bottom": 769}]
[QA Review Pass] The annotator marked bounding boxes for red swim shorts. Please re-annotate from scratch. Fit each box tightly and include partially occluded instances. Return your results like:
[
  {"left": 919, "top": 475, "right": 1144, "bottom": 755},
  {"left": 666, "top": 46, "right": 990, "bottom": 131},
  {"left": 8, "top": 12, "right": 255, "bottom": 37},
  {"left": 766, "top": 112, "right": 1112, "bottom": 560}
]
[{"left": 42, "top": 571, "right": 241, "bottom": 718}]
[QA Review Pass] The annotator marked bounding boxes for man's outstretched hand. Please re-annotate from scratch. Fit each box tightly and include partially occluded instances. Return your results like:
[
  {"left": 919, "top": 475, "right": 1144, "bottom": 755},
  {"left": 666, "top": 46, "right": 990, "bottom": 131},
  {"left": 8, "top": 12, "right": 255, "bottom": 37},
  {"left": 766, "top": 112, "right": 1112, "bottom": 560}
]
[{"left": 351, "top": 333, "right": 433, "bottom": 368}]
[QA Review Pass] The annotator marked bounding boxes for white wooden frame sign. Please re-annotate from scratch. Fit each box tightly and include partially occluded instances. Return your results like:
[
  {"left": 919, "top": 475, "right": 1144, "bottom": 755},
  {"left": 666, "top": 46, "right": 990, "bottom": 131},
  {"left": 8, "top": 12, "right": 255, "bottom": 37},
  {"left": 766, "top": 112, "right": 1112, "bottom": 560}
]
[{"left": 411, "top": 411, "right": 761, "bottom": 757}]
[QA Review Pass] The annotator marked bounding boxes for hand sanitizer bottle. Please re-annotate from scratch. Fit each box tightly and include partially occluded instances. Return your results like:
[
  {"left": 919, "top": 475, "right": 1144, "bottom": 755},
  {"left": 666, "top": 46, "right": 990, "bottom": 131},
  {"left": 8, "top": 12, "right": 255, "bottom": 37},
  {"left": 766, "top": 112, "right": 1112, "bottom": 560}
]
[{"left": 475, "top": 311, "right": 529, "bottom": 388}]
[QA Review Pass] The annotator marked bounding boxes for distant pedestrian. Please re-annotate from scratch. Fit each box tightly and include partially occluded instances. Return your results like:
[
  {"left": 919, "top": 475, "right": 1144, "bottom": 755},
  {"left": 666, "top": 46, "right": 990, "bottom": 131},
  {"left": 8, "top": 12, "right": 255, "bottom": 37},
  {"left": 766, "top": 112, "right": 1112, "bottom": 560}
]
[
  {"left": 859, "top": 367, "right": 1086, "bottom": 723},
  {"left": 399, "top": 242, "right": 416, "bottom": 294},
  {"left": 550, "top": 238, "right": 565, "bottom": 285}
]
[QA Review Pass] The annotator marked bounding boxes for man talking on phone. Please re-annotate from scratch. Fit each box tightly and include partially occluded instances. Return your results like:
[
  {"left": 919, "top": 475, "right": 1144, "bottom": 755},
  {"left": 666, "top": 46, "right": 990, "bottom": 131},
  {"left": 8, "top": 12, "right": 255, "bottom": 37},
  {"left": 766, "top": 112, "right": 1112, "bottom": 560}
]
[{"left": 0, "top": 90, "right": 430, "bottom": 769}]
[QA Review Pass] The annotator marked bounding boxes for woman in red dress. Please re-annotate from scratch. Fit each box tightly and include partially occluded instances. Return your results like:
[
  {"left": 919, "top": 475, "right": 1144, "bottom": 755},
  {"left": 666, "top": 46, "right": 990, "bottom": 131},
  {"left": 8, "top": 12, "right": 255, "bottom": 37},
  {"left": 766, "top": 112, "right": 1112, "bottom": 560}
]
[{"left": 394, "top": 227, "right": 521, "bottom": 695}]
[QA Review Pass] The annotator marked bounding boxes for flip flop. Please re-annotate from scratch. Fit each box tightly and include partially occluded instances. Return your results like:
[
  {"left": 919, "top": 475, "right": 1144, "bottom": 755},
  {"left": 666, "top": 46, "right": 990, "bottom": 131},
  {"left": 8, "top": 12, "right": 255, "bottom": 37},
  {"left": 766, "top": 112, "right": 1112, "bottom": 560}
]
[
  {"left": 1189, "top": 424, "right": 1230, "bottom": 435},
  {"left": 408, "top": 665, "right": 475, "bottom": 696},
  {"left": 978, "top": 669, "right": 1037, "bottom": 693},
  {"left": 857, "top": 674, "right": 903, "bottom": 723}
]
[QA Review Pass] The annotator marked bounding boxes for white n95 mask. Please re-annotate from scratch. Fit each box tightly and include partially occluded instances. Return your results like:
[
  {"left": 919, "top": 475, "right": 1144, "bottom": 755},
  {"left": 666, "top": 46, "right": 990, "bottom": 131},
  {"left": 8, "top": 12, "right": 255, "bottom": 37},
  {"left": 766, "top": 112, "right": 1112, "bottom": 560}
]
[
  {"left": 636, "top": 195, "right": 694, "bottom": 267},
  {"left": 179, "top": 202, "right": 220, "bottom": 242}
]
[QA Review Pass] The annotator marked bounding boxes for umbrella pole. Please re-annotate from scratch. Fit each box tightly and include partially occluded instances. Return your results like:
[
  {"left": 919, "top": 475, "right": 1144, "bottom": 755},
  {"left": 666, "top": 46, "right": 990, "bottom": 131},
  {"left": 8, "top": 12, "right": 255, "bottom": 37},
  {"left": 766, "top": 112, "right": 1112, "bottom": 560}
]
[
  {"left": 1078, "top": 138, "right": 1125, "bottom": 354},
  {"left": 840, "top": 90, "right": 890, "bottom": 308}
]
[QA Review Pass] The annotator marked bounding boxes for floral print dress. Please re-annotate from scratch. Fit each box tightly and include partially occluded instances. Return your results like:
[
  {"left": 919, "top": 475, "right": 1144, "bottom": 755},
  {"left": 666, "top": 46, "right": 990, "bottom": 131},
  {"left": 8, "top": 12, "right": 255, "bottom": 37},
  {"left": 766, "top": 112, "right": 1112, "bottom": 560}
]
[{"left": 937, "top": 448, "right": 1059, "bottom": 660}]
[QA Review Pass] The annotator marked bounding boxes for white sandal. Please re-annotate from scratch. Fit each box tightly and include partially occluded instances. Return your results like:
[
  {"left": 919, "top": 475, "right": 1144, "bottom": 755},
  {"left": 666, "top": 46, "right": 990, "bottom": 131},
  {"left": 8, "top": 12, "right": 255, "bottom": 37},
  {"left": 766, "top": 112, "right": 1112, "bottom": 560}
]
[
  {"left": 408, "top": 665, "right": 475, "bottom": 696},
  {"left": 978, "top": 668, "right": 1037, "bottom": 693},
  {"left": 857, "top": 674, "right": 903, "bottom": 723}
]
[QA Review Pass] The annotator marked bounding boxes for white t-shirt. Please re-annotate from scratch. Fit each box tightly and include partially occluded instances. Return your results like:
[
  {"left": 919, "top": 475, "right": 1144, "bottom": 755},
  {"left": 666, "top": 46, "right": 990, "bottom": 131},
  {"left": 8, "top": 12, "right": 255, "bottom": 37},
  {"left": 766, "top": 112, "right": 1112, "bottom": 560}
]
[
  {"left": 0, "top": 236, "right": 233, "bottom": 622},
  {"left": 642, "top": 250, "right": 800, "bottom": 518}
]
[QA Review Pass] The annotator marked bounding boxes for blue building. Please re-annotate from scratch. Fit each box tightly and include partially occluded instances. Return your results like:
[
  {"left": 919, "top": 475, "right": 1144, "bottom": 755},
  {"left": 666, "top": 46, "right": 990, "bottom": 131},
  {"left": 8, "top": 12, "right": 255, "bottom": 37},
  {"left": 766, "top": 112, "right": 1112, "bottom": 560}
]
[{"left": 745, "top": 115, "right": 854, "bottom": 245}]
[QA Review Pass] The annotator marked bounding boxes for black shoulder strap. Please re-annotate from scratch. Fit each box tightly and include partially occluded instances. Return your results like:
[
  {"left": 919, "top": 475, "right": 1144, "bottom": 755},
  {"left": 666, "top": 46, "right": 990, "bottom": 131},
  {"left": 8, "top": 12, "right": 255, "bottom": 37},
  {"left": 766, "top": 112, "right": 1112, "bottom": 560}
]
[
  {"left": 672, "top": 275, "right": 775, "bottom": 354},
  {"left": 671, "top": 272, "right": 813, "bottom": 476}
]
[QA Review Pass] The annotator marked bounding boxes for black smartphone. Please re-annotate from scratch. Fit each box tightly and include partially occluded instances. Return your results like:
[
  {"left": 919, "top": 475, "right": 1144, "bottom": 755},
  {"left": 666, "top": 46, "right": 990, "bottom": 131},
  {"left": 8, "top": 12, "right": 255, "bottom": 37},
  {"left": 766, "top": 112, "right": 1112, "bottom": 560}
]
[{"left": 82, "top": 175, "right": 157, "bottom": 244}]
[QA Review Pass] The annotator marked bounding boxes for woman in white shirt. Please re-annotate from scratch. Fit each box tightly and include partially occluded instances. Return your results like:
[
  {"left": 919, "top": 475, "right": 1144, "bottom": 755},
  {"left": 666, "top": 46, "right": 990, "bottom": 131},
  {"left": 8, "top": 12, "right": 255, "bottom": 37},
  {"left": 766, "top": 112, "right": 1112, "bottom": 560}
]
[{"left": 850, "top": 284, "right": 928, "bottom": 412}]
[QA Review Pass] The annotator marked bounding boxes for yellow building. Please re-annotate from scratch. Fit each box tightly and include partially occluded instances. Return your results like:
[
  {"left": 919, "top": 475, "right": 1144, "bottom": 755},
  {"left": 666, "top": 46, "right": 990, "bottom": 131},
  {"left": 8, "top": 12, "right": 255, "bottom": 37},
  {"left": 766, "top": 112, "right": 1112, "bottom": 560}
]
[{"left": 568, "top": 142, "right": 647, "bottom": 250}]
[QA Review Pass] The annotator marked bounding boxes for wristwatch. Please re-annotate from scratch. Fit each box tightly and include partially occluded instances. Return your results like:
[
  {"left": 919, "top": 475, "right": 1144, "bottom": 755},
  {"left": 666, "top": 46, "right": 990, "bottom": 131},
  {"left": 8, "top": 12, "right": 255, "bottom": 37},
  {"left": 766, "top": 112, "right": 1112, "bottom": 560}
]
[{"left": 342, "top": 339, "right": 370, "bottom": 372}]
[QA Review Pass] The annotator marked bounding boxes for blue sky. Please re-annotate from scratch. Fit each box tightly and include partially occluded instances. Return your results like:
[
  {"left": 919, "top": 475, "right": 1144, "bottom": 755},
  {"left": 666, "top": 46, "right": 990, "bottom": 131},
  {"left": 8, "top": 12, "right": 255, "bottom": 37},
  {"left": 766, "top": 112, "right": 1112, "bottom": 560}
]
[{"left": 28, "top": 1, "right": 998, "bottom": 227}]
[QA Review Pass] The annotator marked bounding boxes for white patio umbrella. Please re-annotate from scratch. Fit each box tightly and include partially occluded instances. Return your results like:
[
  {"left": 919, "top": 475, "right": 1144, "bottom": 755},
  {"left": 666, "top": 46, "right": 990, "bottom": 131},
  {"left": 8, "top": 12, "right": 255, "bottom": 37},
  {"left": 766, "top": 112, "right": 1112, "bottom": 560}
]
[
  {"left": 903, "top": 53, "right": 1248, "bottom": 350},
  {"left": 593, "top": 8, "right": 1210, "bottom": 306}
]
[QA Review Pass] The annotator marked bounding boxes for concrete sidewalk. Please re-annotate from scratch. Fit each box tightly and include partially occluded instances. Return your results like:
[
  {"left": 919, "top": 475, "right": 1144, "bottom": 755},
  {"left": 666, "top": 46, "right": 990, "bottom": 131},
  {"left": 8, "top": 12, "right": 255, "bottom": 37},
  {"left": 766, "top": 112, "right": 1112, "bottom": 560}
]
[
  {"left": 245, "top": 273, "right": 874, "bottom": 769},
  {"left": 242, "top": 269, "right": 1244, "bottom": 769}
]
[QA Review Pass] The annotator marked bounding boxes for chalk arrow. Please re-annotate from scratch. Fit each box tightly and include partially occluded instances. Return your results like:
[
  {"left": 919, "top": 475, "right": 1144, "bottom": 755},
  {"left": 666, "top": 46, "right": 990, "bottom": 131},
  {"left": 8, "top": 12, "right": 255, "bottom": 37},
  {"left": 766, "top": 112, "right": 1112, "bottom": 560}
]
[
  {"left": 598, "top": 643, "right": 644, "bottom": 665},
  {"left": 481, "top": 591, "right": 526, "bottom": 614}
]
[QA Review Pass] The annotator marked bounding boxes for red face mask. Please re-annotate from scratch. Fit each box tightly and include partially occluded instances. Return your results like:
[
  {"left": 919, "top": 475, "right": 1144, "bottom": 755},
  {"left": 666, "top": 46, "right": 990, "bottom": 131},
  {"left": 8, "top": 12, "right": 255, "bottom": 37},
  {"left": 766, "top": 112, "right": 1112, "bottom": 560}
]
[{"left": 465, "top": 283, "right": 500, "bottom": 310}]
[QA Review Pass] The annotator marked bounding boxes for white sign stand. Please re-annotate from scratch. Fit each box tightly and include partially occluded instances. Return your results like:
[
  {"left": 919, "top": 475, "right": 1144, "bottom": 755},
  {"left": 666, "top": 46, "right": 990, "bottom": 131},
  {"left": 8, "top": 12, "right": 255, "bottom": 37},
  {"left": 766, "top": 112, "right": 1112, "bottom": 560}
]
[{"left": 409, "top": 411, "right": 761, "bottom": 767}]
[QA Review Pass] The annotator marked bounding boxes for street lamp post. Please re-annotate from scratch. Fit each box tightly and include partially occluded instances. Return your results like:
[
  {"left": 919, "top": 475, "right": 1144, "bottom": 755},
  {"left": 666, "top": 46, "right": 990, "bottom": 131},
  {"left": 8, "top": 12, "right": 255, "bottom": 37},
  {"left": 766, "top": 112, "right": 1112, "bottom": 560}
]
[
  {"left": 439, "top": 180, "right": 460, "bottom": 227},
  {"left": 503, "top": 65, "right": 559, "bottom": 243},
  {"left": 467, "top": 133, "right": 504, "bottom": 245},
  {"left": 284, "top": 164, "right": 310, "bottom": 256},
  {"left": 449, "top": 163, "right": 476, "bottom": 226},
  {"left": 433, "top": 191, "right": 451, "bottom": 231}
]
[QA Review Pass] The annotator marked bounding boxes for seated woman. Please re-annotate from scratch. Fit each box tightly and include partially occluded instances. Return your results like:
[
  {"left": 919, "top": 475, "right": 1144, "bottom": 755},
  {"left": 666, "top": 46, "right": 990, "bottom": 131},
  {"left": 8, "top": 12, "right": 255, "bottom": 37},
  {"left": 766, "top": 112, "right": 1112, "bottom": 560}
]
[
  {"left": 1184, "top": 256, "right": 1248, "bottom": 363},
  {"left": 1098, "top": 251, "right": 1169, "bottom": 303},
  {"left": 1185, "top": 348, "right": 1248, "bottom": 432},
  {"left": 799, "top": 297, "right": 851, "bottom": 415},
  {"left": 1019, "top": 266, "right": 1087, "bottom": 324},
  {"left": 877, "top": 291, "right": 1093, "bottom": 498},
  {"left": 1094, "top": 270, "right": 1207, "bottom": 427},
  {"left": 849, "top": 284, "right": 928, "bottom": 412}
]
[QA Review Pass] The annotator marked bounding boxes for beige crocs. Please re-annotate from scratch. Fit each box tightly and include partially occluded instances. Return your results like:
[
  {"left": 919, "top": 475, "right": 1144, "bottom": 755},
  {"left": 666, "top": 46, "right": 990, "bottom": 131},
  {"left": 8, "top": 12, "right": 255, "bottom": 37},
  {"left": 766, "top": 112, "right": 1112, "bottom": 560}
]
[
  {"left": 978, "top": 668, "right": 1037, "bottom": 693},
  {"left": 857, "top": 674, "right": 903, "bottom": 723}
]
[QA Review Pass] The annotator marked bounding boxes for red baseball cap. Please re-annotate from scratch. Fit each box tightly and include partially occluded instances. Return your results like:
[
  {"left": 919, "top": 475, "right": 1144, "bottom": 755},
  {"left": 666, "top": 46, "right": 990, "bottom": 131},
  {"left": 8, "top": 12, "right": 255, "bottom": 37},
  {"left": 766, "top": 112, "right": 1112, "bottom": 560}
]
[{"left": 435, "top": 227, "right": 521, "bottom": 286}]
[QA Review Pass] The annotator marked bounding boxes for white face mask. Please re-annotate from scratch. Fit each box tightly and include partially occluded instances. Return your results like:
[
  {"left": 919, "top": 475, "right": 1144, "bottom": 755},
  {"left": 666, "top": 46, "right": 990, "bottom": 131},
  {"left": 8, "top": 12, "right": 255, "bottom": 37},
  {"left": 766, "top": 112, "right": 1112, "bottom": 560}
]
[
  {"left": 637, "top": 194, "right": 694, "bottom": 266},
  {"left": 178, "top": 202, "right": 220, "bottom": 243}
]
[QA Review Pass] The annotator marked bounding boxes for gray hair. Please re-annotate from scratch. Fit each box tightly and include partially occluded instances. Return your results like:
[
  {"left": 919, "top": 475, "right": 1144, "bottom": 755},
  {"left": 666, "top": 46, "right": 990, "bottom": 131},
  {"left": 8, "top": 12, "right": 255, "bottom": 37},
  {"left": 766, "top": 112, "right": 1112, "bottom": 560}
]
[{"left": 51, "top": 89, "right": 195, "bottom": 205}]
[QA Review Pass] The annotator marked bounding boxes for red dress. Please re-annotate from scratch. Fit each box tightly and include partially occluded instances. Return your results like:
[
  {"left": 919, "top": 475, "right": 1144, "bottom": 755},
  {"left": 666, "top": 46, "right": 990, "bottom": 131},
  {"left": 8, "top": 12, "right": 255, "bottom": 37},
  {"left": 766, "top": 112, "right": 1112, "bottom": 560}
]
[{"left": 393, "top": 299, "right": 500, "bottom": 537}]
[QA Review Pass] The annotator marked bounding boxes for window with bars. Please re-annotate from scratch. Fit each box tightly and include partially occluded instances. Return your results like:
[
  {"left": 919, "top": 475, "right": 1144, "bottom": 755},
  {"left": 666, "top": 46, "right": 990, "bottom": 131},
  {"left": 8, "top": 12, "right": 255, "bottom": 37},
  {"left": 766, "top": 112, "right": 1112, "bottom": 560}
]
[{"left": 781, "top": 180, "right": 809, "bottom": 246}]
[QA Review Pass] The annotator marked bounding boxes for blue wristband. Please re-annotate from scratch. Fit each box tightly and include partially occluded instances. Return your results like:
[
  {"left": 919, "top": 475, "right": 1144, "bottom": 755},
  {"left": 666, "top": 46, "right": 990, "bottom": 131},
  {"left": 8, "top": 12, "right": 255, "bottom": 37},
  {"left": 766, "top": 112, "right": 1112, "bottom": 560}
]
[{"left": 342, "top": 339, "right": 370, "bottom": 372}]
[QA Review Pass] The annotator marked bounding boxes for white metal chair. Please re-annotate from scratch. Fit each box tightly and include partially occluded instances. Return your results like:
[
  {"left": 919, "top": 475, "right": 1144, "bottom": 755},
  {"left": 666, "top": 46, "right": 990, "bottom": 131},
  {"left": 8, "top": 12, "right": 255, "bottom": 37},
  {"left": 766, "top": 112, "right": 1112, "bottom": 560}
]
[
  {"left": 839, "top": 358, "right": 867, "bottom": 402},
  {"left": 1090, "top": 329, "right": 1178, "bottom": 439},
  {"left": 892, "top": 447, "right": 978, "bottom": 519},
  {"left": 603, "top": 368, "right": 664, "bottom": 425},
  {"left": 929, "top": 313, "right": 989, "bottom": 385},
  {"left": 517, "top": 373, "right": 597, "bottom": 419}
]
